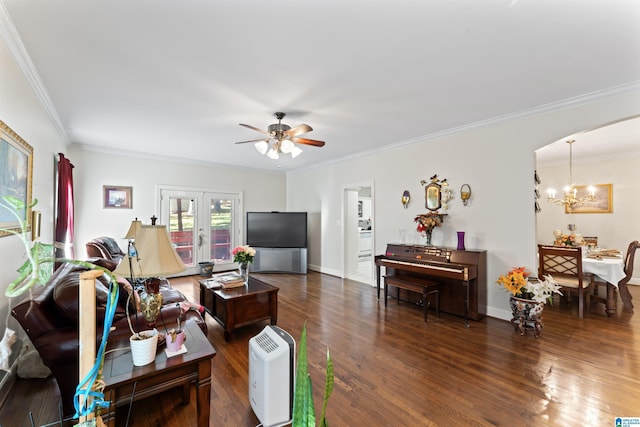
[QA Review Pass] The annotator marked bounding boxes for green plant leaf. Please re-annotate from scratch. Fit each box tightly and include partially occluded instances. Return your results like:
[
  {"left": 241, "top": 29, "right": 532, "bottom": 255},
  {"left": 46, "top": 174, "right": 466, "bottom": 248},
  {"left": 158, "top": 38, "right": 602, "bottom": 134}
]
[
  {"left": 6, "top": 241, "right": 55, "bottom": 298},
  {"left": 320, "top": 347, "right": 334, "bottom": 427},
  {"left": 293, "top": 323, "right": 316, "bottom": 426},
  {"left": 2, "top": 196, "right": 55, "bottom": 297}
]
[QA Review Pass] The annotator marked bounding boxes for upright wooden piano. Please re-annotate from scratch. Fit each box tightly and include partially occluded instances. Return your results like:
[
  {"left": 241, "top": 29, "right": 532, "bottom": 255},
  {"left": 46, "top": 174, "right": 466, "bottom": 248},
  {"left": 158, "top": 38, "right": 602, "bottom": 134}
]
[{"left": 375, "top": 243, "right": 487, "bottom": 326}]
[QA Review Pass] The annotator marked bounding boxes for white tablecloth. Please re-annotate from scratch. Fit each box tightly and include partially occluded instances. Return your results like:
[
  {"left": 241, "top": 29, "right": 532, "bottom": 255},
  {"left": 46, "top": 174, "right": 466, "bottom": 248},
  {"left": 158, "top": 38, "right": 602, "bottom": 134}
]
[{"left": 583, "top": 257, "right": 625, "bottom": 286}]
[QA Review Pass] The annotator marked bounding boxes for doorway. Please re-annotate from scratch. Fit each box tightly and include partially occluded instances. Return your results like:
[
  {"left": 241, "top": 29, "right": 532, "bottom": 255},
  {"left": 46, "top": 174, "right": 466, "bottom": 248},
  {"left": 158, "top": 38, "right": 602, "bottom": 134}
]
[
  {"left": 343, "top": 183, "right": 374, "bottom": 284},
  {"left": 159, "top": 186, "right": 242, "bottom": 276}
]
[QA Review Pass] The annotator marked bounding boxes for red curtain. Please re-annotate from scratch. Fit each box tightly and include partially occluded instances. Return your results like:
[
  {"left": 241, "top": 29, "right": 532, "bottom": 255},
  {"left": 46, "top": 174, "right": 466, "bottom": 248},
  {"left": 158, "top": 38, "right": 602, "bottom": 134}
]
[{"left": 55, "top": 153, "right": 74, "bottom": 262}]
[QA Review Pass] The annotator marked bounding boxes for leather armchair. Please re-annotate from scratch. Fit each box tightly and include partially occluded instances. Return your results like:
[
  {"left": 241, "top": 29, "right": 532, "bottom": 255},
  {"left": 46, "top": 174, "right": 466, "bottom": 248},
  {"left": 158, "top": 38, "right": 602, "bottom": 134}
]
[
  {"left": 86, "top": 236, "right": 126, "bottom": 264},
  {"left": 11, "top": 261, "right": 207, "bottom": 417}
]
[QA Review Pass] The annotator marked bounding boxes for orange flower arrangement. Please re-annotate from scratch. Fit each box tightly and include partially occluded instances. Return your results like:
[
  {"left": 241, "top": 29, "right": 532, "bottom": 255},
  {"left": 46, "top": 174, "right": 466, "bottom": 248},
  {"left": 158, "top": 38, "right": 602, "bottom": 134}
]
[
  {"left": 497, "top": 266, "right": 562, "bottom": 304},
  {"left": 497, "top": 267, "right": 530, "bottom": 296}
]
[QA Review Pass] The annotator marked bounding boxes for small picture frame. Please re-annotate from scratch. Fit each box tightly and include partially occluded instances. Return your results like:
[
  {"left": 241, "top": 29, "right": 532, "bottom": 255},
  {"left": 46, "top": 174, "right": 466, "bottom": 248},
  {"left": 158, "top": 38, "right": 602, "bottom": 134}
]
[
  {"left": 103, "top": 185, "right": 133, "bottom": 209},
  {"left": 565, "top": 183, "right": 613, "bottom": 214}
]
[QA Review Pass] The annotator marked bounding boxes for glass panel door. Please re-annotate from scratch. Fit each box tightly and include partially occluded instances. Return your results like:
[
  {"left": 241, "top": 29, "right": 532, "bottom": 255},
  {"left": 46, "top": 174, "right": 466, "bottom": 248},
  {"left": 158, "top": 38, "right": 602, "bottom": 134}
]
[
  {"left": 209, "top": 197, "right": 234, "bottom": 263},
  {"left": 170, "top": 196, "right": 197, "bottom": 267},
  {"left": 160, "top": 187, "right": 241, "bottom": 276}
]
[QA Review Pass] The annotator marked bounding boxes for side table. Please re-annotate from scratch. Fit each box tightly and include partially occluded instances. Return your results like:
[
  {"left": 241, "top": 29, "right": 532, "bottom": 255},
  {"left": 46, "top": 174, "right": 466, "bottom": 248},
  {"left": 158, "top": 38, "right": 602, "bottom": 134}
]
[{"left": 101, "top": 320, "right": 215, "bottom": 427}]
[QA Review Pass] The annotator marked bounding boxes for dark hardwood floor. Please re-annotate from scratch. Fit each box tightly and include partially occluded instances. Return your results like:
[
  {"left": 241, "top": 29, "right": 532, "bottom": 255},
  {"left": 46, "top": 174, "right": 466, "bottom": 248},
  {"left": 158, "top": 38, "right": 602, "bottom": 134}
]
[{"left": 1, "top": 272, "right": 639, "bottom": 426}]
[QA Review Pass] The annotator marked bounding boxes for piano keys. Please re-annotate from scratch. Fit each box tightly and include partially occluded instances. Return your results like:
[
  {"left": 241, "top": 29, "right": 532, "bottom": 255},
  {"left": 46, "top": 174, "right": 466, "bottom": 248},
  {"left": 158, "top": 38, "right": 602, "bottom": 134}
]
[{"left": 375, "top": 243, "right": 487, "bottom": 325}]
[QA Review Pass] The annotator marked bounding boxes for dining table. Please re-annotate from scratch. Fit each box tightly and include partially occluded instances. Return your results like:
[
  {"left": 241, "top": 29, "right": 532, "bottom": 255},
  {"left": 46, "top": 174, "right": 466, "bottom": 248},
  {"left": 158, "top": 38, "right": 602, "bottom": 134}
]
[{"left": 582, "top": 253, "right": 628, "bottom": 315}]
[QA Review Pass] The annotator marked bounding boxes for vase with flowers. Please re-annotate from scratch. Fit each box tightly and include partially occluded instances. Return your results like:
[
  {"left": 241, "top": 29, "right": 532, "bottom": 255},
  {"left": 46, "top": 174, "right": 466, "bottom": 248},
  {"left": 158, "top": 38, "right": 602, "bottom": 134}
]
[
  {"left": 414, "top": 212, "right": 442, "bottom": 246},
  {"left": 497, "top": 267, "right": 562, "bottom": 337},
  {"left": 554, "top": 233, "right": 576, "bottom": 247},
  {"left": 232, "top": 245, "right": 256, "bottom": 284}
]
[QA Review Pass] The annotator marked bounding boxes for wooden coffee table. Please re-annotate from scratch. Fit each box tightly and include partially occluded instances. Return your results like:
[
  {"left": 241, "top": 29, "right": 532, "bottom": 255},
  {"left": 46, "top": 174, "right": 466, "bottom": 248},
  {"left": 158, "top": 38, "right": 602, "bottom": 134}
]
[
  {"left": 101, "top": 320, "right": 215, "bottom": 427},
  {"left": 199, "top": 276, "right": 279, "bottom": 341}
]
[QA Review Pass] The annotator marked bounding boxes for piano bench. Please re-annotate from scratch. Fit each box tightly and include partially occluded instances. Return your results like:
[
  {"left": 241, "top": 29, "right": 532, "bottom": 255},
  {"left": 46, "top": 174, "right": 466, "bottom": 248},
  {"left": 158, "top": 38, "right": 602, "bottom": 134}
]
[{"left": 383, "top": 276, "right": 440, "bottom": 322}]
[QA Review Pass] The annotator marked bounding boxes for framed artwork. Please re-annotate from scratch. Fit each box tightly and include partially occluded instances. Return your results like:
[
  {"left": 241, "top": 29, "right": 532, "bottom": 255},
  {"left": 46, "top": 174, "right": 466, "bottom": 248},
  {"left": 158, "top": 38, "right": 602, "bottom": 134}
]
[
  {"left": 0, "top": 120, "right": 33, "bottom": 237},
  {"left": 103, "top": 185, "right": 133, "bottom": 209},
  {"left": 565, "top": 183, "right": 613, "bottom": 214}
]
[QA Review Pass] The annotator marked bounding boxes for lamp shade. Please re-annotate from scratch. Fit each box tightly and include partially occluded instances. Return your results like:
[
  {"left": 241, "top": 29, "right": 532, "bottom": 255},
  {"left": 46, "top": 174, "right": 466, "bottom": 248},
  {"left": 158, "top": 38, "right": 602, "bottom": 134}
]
[
  {"left": 255, "top": 140, "right": 269, "bottom": 155},
  {"left": 113, "top": 225, "right": 186, "bottom": 279},
  {"left": 124, "top": 219, "right": 142, "bottom": 239}
]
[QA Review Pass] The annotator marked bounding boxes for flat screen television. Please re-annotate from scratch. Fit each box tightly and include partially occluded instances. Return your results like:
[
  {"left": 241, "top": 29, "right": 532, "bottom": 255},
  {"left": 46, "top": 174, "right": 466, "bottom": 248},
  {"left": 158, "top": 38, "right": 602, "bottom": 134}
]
[{"left": 246, "top": 212, "right": 307, "bottom": 248}]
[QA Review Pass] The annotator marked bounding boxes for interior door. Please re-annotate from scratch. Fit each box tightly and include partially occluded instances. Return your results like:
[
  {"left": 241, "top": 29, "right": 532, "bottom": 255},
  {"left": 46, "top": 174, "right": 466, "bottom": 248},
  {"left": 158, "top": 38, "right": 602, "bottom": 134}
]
[
  {"left": 159, "top": 188, "right": 241, "bottom": 276},
  {"left": 343, "top": 184, "right": 374, "bottom": 284}
]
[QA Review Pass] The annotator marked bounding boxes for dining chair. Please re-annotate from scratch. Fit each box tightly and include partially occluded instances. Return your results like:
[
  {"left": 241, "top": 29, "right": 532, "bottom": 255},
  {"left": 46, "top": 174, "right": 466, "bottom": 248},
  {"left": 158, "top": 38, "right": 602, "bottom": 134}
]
[
  {"left": 591, "top": 240, "right": 639, "bottom": 313},
  {"left": 583, "top": 236, "right": 598, "bottom": 247},
  {"left": 613, "top": 240, "right": 638, "bottom": 311},
  {"left": 538, "top": 244, "right": 593, "bottom": 318}
]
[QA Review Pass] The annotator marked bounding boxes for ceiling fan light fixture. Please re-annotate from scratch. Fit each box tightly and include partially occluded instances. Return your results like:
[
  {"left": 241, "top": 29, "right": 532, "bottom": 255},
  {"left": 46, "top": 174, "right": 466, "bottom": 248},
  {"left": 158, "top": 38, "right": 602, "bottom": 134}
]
[
  {"left": 266, "top": 147, "right": 280, "bottom": 160},
  {"left": 280, "top": 139, "right": 294, "bottom": 154},
  {"left": 236, "top": 112, "right": 324, "bottom": 161},
  {"left": 291, "top": 145, "right": 303, "bottom": 158},
  {"left": 255, "top": 140, "right": 269, "bottom": 155}
]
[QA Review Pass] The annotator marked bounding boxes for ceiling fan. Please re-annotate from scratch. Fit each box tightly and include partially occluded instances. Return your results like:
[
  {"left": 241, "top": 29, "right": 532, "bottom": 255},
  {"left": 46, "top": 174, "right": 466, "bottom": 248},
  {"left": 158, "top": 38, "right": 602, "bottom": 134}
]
[{"left": 235, "top": 112, "right": 325, "bottom": 159}]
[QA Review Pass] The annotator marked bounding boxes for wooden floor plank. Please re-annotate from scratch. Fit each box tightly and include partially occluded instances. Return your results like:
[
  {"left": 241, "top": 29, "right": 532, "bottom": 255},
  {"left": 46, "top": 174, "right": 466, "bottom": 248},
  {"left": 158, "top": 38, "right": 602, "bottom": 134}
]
[{"left": 1, "top": 272, "right": 639, "bottom": 426}]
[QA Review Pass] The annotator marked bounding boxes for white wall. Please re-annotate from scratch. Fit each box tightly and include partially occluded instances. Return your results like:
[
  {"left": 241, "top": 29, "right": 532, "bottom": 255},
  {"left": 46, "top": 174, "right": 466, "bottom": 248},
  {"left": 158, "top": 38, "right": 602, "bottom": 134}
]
[
  {"left": 536, "top": 152, "right": 640, "bottom": 283},
  {"left": 286, "top": 90, "right": 640, "bottom": 321},
  {"left": 69, "top": 147, "right": 287, "bottom": 260},
  {"left": 0, "top": 37, "right": 68, "bottom": 336}
]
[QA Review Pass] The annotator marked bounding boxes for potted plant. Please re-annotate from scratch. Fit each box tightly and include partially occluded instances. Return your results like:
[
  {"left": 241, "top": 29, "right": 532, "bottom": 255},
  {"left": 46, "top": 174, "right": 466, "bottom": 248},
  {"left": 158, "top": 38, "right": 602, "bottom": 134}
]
[
  {"left": 166, "top": 310, "right": 185, "bottom": 353},
  {"left": 497, "top": 267, "right": 562, "bottom": 337},
  {"left": 292, "top": 322, "right": 334, "bottom": 427}
]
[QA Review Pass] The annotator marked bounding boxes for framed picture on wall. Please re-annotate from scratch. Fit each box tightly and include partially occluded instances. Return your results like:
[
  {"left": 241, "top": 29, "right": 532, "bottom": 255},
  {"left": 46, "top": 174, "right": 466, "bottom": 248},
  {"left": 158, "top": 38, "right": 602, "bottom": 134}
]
[
  {"left": 565, "top": 183, "right": 613, "bottom": 214},
  {"left": 103, "top": 185, "right": 133, "bottom": 209},
  {"left": 0, "top": 120, "right": 33, "bottom": 237}
]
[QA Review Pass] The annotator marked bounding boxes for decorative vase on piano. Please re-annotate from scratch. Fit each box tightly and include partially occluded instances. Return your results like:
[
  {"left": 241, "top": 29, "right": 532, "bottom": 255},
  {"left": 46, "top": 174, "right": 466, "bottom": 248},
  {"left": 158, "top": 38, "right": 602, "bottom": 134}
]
[
  {"left": 456, "top": 231, "right": 465, "bottom": 250},
  {"left": 414, "top": 212, "right": 442, "bottom": 248}
]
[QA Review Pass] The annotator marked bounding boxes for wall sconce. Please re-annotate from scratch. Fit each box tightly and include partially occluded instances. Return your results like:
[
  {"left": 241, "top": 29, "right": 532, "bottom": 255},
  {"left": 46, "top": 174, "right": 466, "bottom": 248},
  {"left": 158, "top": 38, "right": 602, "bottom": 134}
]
[
  {"left": 401, "top": 190, "right": 410, "bottom": 208},
  {"left": 460, "top": 184, "right": 471, "bottom": 206}
]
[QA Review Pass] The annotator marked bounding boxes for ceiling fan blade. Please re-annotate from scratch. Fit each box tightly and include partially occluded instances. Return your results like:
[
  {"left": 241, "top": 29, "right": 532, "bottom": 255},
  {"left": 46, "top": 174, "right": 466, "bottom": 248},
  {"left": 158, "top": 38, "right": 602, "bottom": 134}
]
[
  {"left": 284, "top": 124, "right": 313, "bottom": 137},
  {"left": 235, "top": 138, "right": 270, "bottom": 144},
  {"left": 292, "top": 137, "right": 325, "bottom": 147},
  {"left": 239, "top": 123, "right": 269, "bottom": 134}
]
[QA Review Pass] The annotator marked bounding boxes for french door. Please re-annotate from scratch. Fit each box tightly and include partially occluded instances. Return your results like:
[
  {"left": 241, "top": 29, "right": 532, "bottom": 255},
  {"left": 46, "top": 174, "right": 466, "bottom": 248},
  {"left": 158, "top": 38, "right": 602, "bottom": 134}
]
[{"left": 159, "top": 187, "right": 242, "bottom": 276}]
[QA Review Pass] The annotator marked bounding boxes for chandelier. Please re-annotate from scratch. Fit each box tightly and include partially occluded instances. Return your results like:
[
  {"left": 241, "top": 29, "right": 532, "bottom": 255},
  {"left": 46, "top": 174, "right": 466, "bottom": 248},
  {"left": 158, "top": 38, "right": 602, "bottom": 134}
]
[{"left": 546, "top": 140, "right": 595, "bottom": 208}]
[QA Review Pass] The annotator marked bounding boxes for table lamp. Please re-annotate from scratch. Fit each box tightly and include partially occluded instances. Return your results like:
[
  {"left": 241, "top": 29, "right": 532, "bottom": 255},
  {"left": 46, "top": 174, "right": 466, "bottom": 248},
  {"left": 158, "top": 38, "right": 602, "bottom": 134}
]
[
  {"left": 114, "top": 220, "right": 186, "bottom": 327},
  {"left": 123, "top": 218, "right": 142, "bottom": 284}
]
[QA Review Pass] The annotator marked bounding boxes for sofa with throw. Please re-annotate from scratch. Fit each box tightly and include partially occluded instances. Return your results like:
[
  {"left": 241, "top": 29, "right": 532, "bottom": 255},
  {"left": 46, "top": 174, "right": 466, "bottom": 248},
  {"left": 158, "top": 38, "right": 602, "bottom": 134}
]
[{"left": 11, "top": 260, "right": 206, "bottom": 417}]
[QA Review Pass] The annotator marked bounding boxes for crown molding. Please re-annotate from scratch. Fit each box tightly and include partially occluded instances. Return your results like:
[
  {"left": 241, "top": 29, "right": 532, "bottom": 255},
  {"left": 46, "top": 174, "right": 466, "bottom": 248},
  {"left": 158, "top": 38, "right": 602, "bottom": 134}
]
[
  {"left": 289, "top": 81, "right": 640, "bottom": 175},
  {"left": 0, "top": 1, "right": 68, "bottom": 141}
]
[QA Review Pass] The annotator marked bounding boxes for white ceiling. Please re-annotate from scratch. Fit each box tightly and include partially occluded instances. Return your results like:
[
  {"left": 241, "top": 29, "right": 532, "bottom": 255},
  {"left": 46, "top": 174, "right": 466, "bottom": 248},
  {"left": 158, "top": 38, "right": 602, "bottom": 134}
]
[{"left": 2, "top": 0, "right": 639, "bottom": 172}]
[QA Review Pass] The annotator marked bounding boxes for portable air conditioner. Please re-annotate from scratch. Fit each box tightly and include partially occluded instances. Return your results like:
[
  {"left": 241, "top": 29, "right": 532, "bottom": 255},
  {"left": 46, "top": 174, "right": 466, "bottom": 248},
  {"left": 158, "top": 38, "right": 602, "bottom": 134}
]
[{"left": 249, "top": 325, "right": 296, "bottom": 427}]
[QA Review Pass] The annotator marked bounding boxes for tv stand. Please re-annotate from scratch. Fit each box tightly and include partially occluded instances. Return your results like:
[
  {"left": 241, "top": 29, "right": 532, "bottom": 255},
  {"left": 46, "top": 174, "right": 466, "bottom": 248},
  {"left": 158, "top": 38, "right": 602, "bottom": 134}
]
[{"left": 251, "top": 247, "right": 307, "bottom": 274}]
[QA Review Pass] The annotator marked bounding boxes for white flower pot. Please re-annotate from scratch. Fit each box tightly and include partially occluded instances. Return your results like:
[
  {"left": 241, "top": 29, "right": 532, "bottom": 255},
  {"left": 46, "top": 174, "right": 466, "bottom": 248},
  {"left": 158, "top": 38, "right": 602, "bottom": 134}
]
[{"left": 130, "top": 329, "right": 158, "bottom": 366}]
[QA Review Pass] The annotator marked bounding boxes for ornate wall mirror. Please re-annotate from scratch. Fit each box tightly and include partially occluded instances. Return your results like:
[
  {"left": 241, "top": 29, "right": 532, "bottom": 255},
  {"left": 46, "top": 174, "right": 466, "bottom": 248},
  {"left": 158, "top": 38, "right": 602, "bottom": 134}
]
[{"left": 424, "top": 182, "right": 441, "bottom": 211}]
